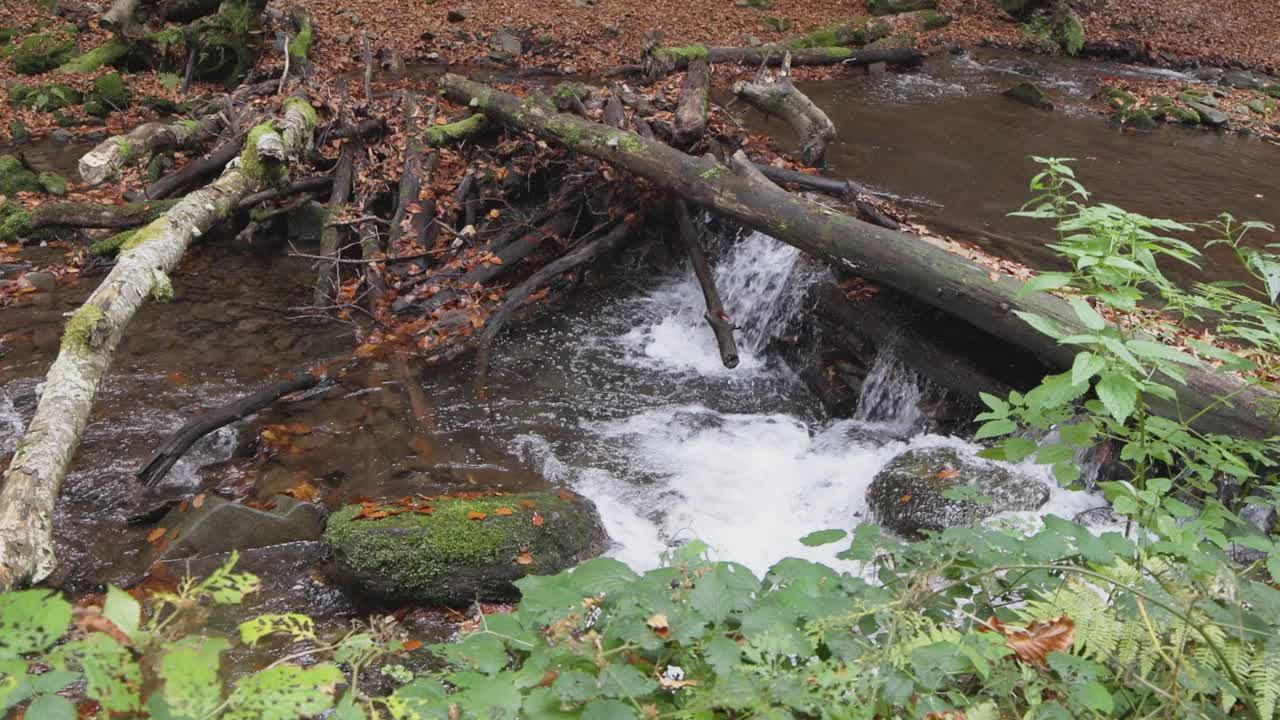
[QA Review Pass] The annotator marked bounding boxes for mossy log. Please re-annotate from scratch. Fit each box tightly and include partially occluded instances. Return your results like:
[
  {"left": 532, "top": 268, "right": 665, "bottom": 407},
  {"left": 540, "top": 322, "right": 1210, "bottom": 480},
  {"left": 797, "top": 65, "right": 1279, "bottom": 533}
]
[
  {"left": 674, "top": 59, "right": 710, "bottom": 147},
  {"left": 440, "top": 73, "right": 1279, "bottom": 440},
  {"left": 56, "top": 38, "right": 132, "bottom": 74},
  {"left": 734, "top": 64, "right": 836, "bottom": 166},
  {"left": 78, "top": 116, "right": 221, "bottom": 186},
  {"left": 652, "top": 44, "right": 922, "bottom": 70},
  {"left": 0, "top": 96, "right": 317, "bottom": 592},
  {"left": 0, "top": 199, "right": 180, "bottom": 241},
  {"left": 423, "top": 113, "right": 489, "bottom": 146}
]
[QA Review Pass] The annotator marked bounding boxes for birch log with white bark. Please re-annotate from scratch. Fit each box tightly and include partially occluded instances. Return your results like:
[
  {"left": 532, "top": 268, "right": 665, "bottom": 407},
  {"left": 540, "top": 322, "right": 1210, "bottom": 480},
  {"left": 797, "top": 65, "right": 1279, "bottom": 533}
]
[
  {"left": 79, "top": 116, "right": 223, "bottom": 186},
  {"left": 0, "top": 97, "right": 317, "bottom": 592}
]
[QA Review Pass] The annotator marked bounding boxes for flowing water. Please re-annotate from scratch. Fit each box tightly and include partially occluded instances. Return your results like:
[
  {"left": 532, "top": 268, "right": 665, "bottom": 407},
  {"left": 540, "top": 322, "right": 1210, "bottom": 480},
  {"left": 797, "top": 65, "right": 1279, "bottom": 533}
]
[{"left": 8, "top": 48, "right": 1265, "bottom": 610}]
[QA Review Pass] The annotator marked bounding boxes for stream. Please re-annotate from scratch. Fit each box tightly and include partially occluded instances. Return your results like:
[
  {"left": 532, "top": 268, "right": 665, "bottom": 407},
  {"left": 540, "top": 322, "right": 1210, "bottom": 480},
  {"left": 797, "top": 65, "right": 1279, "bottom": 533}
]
[{"left": 4, "top": 47, "right": 1278, "bottom": 625}]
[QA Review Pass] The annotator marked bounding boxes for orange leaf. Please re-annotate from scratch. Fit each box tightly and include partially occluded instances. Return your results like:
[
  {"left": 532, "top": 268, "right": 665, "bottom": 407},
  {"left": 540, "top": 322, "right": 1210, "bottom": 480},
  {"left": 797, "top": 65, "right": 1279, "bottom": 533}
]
[
  {"left": 494, "top": 507, "right": 514, "bottom": 516},
  {"left": 531, "top": 512, "right": 544, "bottom": 527},
  {"left": 982, "top": 615, "right": 1075, "bottom": 666},
  {"left": 519, "top": 499, "right": 538, "bottom": 509},
  {"left": 192, "top": 493, "right": 206, "bottom": 508},
  {"left": 516, "top": 552, "right": 534, "bottom": 565},
  {"left": 467, "top": 511, "right": 488, "bottom": 521},
  {"left": 146, "top": 528, "right": 167, "bottom": 544},
  {"left": 402, "top": 639, "right": 423, "bottom": 652},
  {"left": 936, "top": 467, "right": 961, "bottom": 480}
]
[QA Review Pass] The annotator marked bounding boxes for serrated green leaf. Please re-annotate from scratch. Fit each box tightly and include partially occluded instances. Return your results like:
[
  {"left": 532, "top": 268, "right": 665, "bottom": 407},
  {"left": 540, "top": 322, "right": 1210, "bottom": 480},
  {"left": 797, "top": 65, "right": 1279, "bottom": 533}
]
[
  {"left": 569, "top": 558, "right": 639, "bottom": 596},
  {"left": 975, "top": 419, "right": 1017, "bottom": 440},
  {"left": 159, "top": 636, "right": 229, "bottom": 719},
  {"left": 239, "top": 614, "right": 316, "bottom": 646},
  {"left": 1096, "top": 371, "right": 1138, "bottom": 424},
  {"left": 102, "top": 587, "right": 140, "bottom": 644},
  {"left": 0, "top": 590, "right": 72, "bottom": 658},
  {"left": 1070, "top": 351, "right": 1105, "bottom": 385},
  {"left": 224, "top": 663, "right": 340, "bottom": 720},
  {"left": 1069, "top": 298, "right": 1106, "bottom": 330},
  {"left": 26, "top": 694, "right": 76, "bottom": 720},
  {"left": 52, "top": 634, "right": 141, "bottom": 713},
  {"left": 1018, "top": 271, "right": 1074, "bottom": 297}
]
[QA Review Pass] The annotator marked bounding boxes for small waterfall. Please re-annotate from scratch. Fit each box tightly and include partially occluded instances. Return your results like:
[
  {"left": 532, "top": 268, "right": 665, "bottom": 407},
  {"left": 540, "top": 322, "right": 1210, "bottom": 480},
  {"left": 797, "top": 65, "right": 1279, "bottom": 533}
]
[
  {"left": 853, "top": 350, "right": 923, "bottom": 430},
  {"left": 623, "top": 230, "right": 819, "bottom": 374}
]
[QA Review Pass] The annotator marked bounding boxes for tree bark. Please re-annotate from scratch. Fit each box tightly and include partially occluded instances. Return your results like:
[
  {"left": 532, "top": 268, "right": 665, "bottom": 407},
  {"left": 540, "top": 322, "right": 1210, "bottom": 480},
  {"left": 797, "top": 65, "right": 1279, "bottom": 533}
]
[
  {"left": 674, "top": 59, "right": 710, "bottom": 147},
  {"left": 653, "top": 45, "right": 923, "bottom": 71},
  {"left": 734, "top": 60, "right": 836, "bottom": 166},
  {"left": 441, "top": 73, "right": 1279, "bottom": 439},
  {"left": 314, "top": 142, "right": 355, "bottom": 306},
  {"left": 675, "top": 198, "right": 738, "bottom": 368},
  {"left": 133, "top": 132, "right": 244, "bottom": 200},
  {"left": 79, "top": 116, "right": 222, "bottom": 187},
  {"left": 0, "top": 98, "right": 317, "bottom": 592},
  {"left": 101, "top": 0, "right": 141, "bottom": 30}
]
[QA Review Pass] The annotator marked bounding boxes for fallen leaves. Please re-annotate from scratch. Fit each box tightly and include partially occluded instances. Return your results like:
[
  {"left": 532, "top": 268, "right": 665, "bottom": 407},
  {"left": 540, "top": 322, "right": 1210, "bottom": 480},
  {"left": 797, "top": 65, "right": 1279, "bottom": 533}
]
[
  {"left": 531, "top": 512, "right": 544, "bottom": 527},
  {"left": 646, "top": 613, "right": 670, "bottom": 638},
  {"left": 145, "top": 527, "right": 167, "bottom": 544},
  {"left": 515, "top": 552, "right": 534, "bottom": 565},
  {"left": 467, "top": 511, "right": 488, "bottom": 521}
]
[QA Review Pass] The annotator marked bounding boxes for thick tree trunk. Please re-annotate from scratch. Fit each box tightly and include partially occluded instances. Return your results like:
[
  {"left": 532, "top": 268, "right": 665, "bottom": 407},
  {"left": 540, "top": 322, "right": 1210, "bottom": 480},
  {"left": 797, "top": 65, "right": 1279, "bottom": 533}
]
[
  {"left": 674, "top": 59, "right": 710, "bottom": 147},
  {"left": 0, "top": 98, "right": 317, "bottom": 592},
  {"left": 441, "top": 74, "right": 1278, "bottom": 439},
  {"left": 79, "top": 116, "right": 221, "bottom": 186},
  {"left": 734, "top": 61, "right": 836, "bottom": 166},
  {"left": 653, "top": 45, "right": 923, "bottom": 70}
]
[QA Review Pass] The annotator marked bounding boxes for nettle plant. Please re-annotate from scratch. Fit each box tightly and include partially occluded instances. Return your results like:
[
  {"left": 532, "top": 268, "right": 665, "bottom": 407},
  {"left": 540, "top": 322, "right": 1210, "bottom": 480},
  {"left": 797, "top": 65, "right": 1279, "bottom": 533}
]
[{"left": 1, "top": 159, "right": 1278, "bottom": 719}]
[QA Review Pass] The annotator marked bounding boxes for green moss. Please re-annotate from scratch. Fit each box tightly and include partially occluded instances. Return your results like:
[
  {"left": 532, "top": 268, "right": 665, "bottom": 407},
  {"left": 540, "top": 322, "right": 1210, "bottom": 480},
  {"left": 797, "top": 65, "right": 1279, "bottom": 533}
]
[
  {"left": 323, "top": 492, "right": 598, "bottom": 598},
  {"left": 544, "top": 116, "right": 583, "bottom": 145},
  {"left": 241, "top": 122, "right": 285, "bottom": 186},
  {"left": 91, "top": 72, "right": 131, "bottom": 108},
  {"left": 56, "top": 38, "right": 130, "bottom": 74},
  {"left": 614, "top": 133, "right": 646, "bottom": 153},
  {"left": 763, "top": 16, "right": 793, "bottom": 33},
  {"left": 89, "top": 228, "right": 136, "bottom": 256},
  {"left": 0, "top": 155, "right": 42, "bottom": 195},
  {"left": 1058, "top": 9, "right": 1084, "bottom": 55},
  {"left": 283, "top": 97, "right": 317, "bottom": 130},
  {"left": 917, "top": 10, "right": 953, "bottom": 30},
  {"left": 145, "top": 26, "right": 184, "bottom": 50},
  {"left": 13, "top": 32, "right": 76, "bottom": 74},
  {"left": 8, "top": 120, "right": 29, "bottom": 142},
  {"left": 61, "top": 305, "right": 106, "bottom": 356},
  {"left": 653, "top": 45, "right": 708, "bottom": 63},
  {"left": 287, "top": 17, "right": 312, "bottom": 60},
  {"left": 820, "top": 46, "right": 854, "bottom": 59},
  {"left": 423, "top": 113, "right": 489, "bottom": 146},
  {"left": 1103, "top": 86, "right": 1138, "bottom": 110},
  {"left": 119, "top": 216, "right": 173, "bottom": 252},
  {"left": 1246, "top": 98, "right": 1275, "bottom": 115},
  {"left": 0, "top": 202, "right": 33, "bottom": 241},
  {"left": 37, "top": 172, "right": 66, "bottom": 196},
  {"left": 175, "top": 118, "right": 201, "bottom": 134},
  {"left": 148, "top": 269, "right": 173, "bottom": 302},
  {"left": 8, "top": 83, "right": 82, "bottom": 111},
  {"left": 699, "top": 164, "right": 729, "bottom": 180}
]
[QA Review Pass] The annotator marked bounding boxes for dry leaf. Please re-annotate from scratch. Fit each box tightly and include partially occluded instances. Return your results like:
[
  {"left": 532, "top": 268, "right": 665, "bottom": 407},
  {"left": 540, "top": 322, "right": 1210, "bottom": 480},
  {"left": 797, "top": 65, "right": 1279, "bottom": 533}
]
[
  {"left": 531, "top": 512, "right": 544, "bottom": 527},
  {"left": 936, "top": 467, "right": 961, "bottom": 480},
  {"left": 516, "top": 552, "right": 534, "bottom": 565},
  {"left": 495, "top": 507, "right": 514, "bottom": 516},
  {"left": 646, "top": 613, "right": 670, "bottom": 638},
  {"left": 402, "top": 639, "right": 423, "bottom": 652},
  {"left": 982, "top": 615, "right": 1075, "bottom": 666},
  {"left": 467, "top": 511, "right": 488, "bottom": 521},
  {"left": 192, "top": 493, "right": 206, "bottom": 508},
  {"left": 146, "top": 528, "right": 167, "bottom": 544}
]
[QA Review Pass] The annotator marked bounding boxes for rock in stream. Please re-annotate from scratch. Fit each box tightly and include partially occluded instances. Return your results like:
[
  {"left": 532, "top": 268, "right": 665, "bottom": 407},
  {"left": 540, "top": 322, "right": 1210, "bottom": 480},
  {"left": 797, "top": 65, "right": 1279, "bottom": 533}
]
[{"left": 867, "top": 446, "right": 1050, "bottom": 537}]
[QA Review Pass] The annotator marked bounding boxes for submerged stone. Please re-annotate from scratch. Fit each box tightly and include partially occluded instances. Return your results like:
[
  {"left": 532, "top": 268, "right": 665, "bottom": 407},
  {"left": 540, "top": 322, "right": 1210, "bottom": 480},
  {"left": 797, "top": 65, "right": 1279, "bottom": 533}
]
[
  {"left": 867, "top": 446, "right": 1050, "bottom": 538},
  {"left": 146, "top": 494, "right": 327, "bottom": 562},
  {"left": 1186, "top": 100, "right": 1229, "bottom": 127},
  {"left": 1003, "top": 81, "right": 1054, "bottom": 110},
  {"left": 13, "top": 33, "right": 76, "bottom": 74},
  {"left": 324, "top": 491, "right": 608, "bottom": 605}
]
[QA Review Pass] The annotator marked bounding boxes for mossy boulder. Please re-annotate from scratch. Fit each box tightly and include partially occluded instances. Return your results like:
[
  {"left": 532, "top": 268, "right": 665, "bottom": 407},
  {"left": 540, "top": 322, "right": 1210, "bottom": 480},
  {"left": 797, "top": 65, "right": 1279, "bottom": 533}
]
[
  {"left": 13, "top": 32, "right": 76, "bottom": 74},
  {"left": 84, "top": 72, "right": 131, "bottom": 117},
  {"left": 324, "top": 491, "right": 608, "bottom": 605},
  {"left": 867, "top": 446, "right": 1051, "bottom": 538},
  {"left": 37, "top": 171, "right": 67, "bottom": 196},
  {"left": 8, "top": 83, "right": 83, "bottom": 111},
  {"left": 7, "top": 120, "right": 29, "bottom": 142},
  {"left": 0, "top": 155, "right": 42, "bottom": 195},
  {"left": 867, "top": 0, "right": 935, "bottom": 15}
]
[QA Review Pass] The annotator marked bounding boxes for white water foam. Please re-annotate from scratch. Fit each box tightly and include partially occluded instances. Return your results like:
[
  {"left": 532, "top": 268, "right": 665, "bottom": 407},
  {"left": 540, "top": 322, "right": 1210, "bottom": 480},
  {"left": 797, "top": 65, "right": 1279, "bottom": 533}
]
[{"left": 519, "top": 231, "right": 1101, "bottom": 575}]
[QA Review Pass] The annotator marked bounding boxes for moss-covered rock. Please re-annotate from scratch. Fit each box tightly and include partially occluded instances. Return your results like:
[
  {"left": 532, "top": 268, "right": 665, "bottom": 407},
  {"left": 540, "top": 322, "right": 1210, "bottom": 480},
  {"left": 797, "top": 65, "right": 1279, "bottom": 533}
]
[
  {"left": 7, "top": 120, "right": 29, "bottom": 142},
  {"left": 0, "top": 201, "right": 33, "bottom": 241},
  {"left": 1003, "top": 81, "right": 1054, "bottom": 110},
  {"left": 8, "top": 83, "right": 83, "bottom": 111},
  {"left": 84, "top": 72, "right": 131, "bottom": 117},
  {"left": 917, "top": 10, "right": 953, "bottom": 29},
  {"left": 37, "top": 171, "right": 67, "bottom": 196},
  {"left": 867, "top": 0, "right": 935, "bottom": 15},
  {"left": 13, "top": 32, "right": 76, "bottom": 74},
  {"left": 868, "top": 447, "right": 1051, "bottom": 538},
  {"left": 324, "top": 491, "right": 608, "bottom": 604},
  {"left": 0, "top": 155, "right": 42, "bottom": 195},
  {"left": 56, "top": 38, "right": 130, "bottom": 73},
  {"left": 787, "top": 18, "right": 889, "bottom": 48}
]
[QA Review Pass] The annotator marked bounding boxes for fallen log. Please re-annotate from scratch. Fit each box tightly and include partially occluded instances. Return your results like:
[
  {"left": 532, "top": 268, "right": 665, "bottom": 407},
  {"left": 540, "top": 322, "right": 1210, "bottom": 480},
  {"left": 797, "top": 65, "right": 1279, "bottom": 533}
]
[
  {"left": 652, "top": 45, "right": 923, "bottom": 71},
  {"left": 441, "top": 73, "right": 1278, "bottom": 440},
  {"left": 476, "top": 218, "right": 635, "bottom": 388},
  {"left": 133, "top": 132, "right": 244, "bottom": 200},
  {"left": 0, "top": 199, "right": 180, "bottom": 241},
  {"left": 137, "top": 374, "right": 326, "bottom": 487},
  {"left": 675, "top": 198, "right": 738, "bottom": 368},
  {"left": 0, "top": 96, "right": 318, "bottom": 591},
  {"left": 423, "top": 113, "right": 489, "bottom": 147},
  {"left": 734, "top": 56, "right": 836, "bottom": 166},
  {"left": 314, "top": 142, "right": 355, "bottom": 306},
  {"left": 79, "top": 116, "right": 222, "bottom": 186},
  {"left": 674, "top": 59, "right": 711, "bottom": 147}
]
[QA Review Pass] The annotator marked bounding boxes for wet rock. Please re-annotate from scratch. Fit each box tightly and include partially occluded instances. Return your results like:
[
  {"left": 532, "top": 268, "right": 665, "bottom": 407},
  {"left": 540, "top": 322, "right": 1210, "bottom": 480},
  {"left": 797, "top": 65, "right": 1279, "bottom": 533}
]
[
  {"left": 0, "top": 155, "right": 42, "bottom": 195},
  {"left": 494, "top": 30, "right": 523, "bottom": 56},
  {"left": 446, "top": 7, "right": 471, "bottom": 21},
  {"left": 49, "top": 129, "right": 74, "bottom": 145},
  {"left": 1246, "top": 98, "right": 1275, "bottom": 115},
  {"left": 1003, "top": 82, "right": 1053, "bottom": 110},
  {"left": 867, "top": 447, "right": 1051, "bottom": 538},
  {"left": 37, "top": 172, "right": 67, "bottom": 196},
  {"left": 22, "top": 271, "right": 56, "bottom": 292},
  {"left": 867, "top": 61, "right": 888, "bottom": 77},
  {"left": 1122, "top": 109, "right": 1157, "bottom": 131},
  {"left": 1220, "top": 70, "right": 1261, "bottom": 90},
  {"left": 1186, "top": 100, "right": 1229, "bottom": 127},
  {"left": 1190, "top": 67, "right": 1223, "bottom": 83},
  {"left": 148, "top": 494, "right": 327, "bottom": 562},
  {"left": 867, "top": 0, "right": 936, "bottom": 15},
  {"left": 325, "top": 491, "right": 608, "bottom": 604}
]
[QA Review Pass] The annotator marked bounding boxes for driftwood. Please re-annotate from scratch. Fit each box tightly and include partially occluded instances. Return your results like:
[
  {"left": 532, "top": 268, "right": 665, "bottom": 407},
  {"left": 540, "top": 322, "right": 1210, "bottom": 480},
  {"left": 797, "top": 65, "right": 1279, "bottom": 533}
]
[
  {"left": 0, "top": 97, "right": 318, "bottom": 592},
  {"left": 441, "top": 73, "right": 1279, "bottom": 440},
  {"left": 476, "top": 218, "right": 635, "bottom": 388},
  {"left": 675, "top": 198, "right": 738, "bottom": 368},
  {"left": 674, "top": 59, "right": 710, "bottom": 147},
  {"left": 133, "top": 132, "right": 244, "bottom": 200},
  {"left": 79, "top": 115, "right": 222, "bottom": 186},
  {"left": 137, "top": 374, "right": 324, "bottom": 487},
  {"left": 653, "top": 45, "right": 923, "bottom": 71},
  {"left": 733, "top": 55, "right": 836, "bottom": 166}
]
